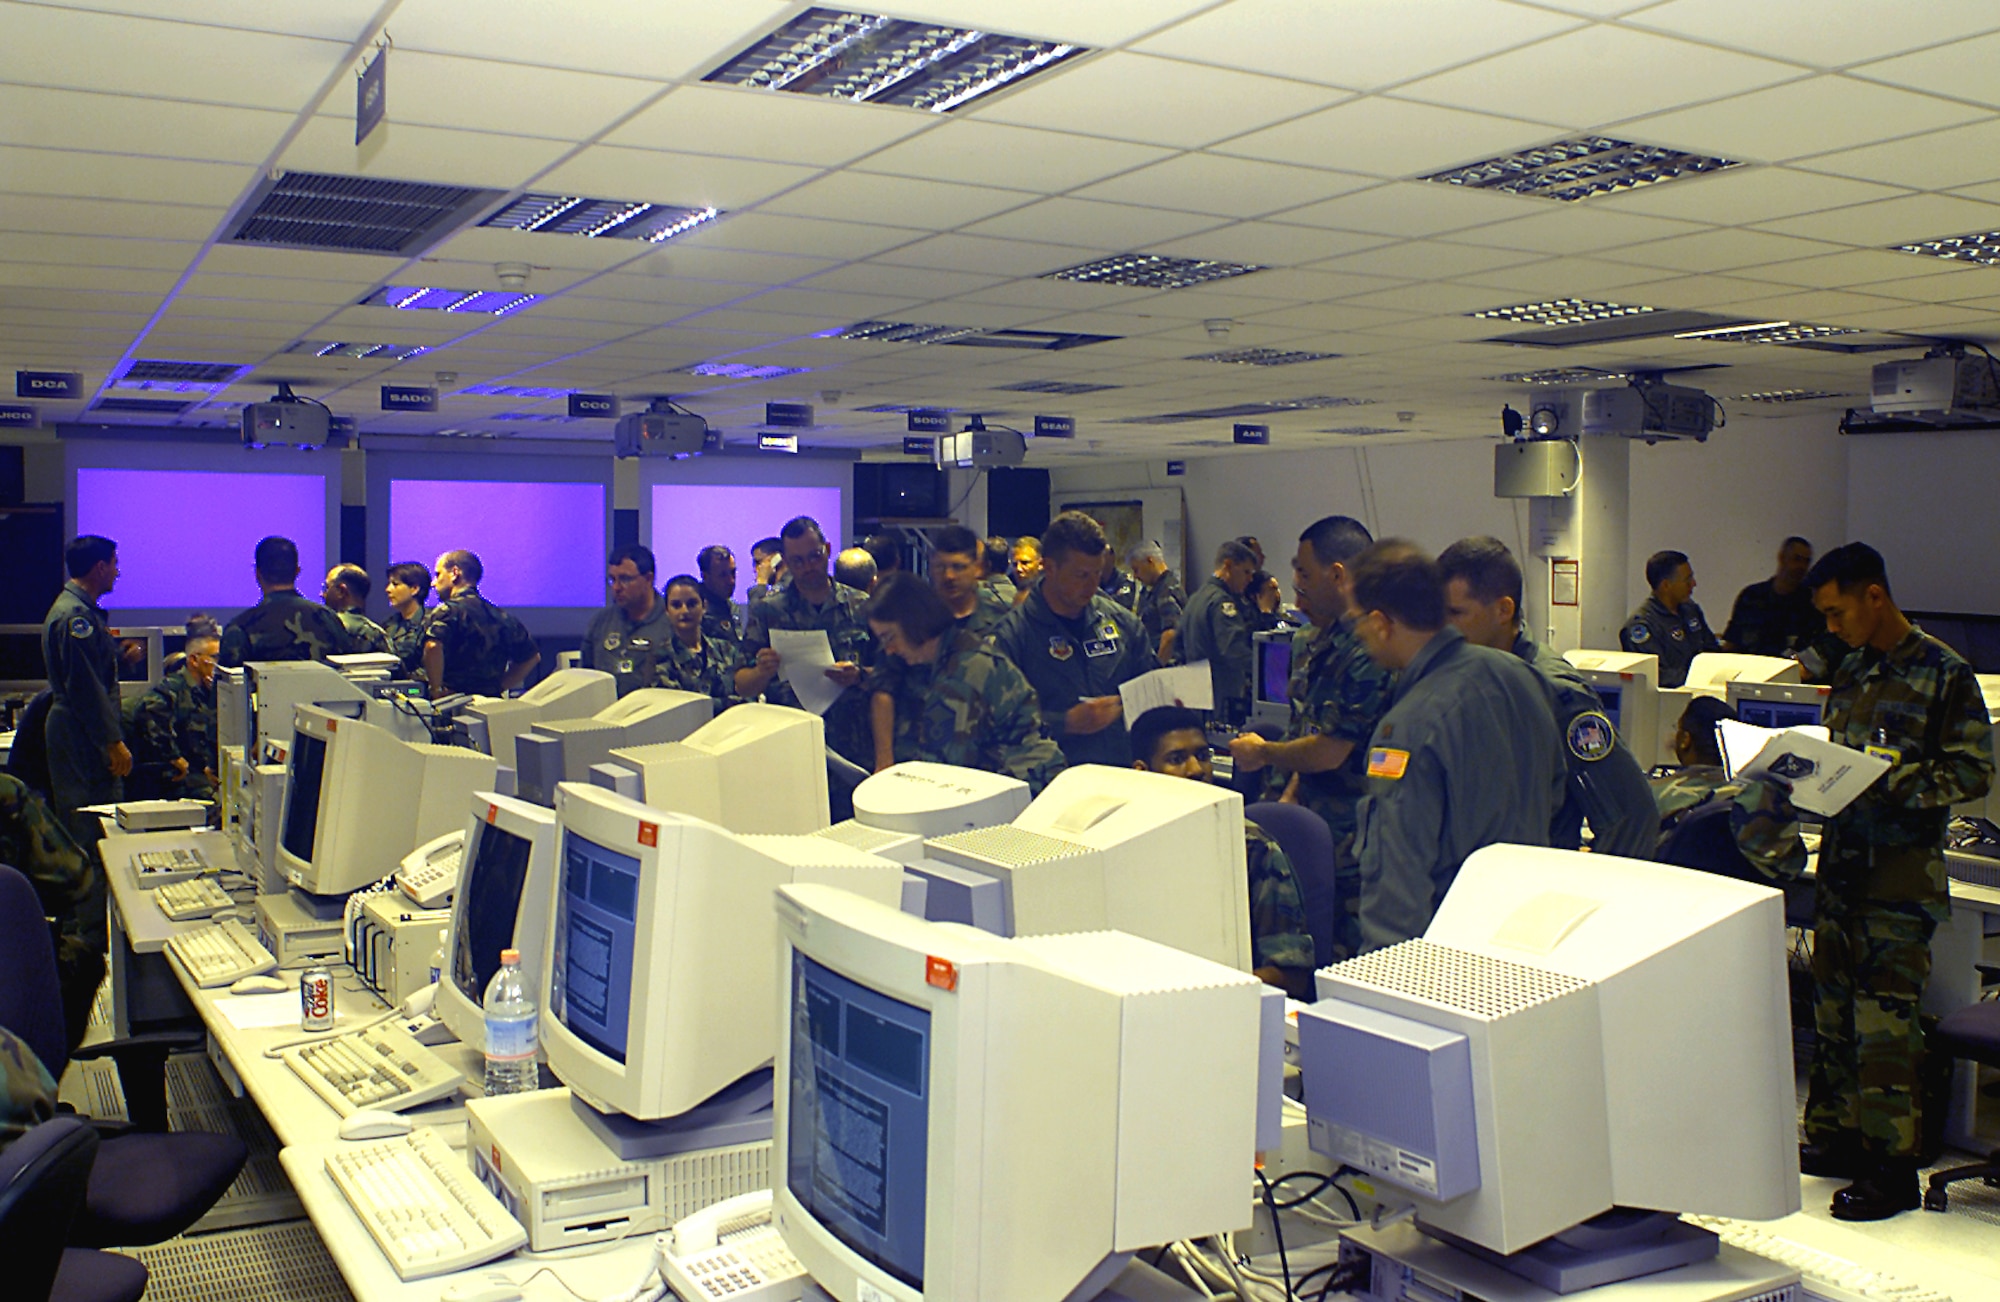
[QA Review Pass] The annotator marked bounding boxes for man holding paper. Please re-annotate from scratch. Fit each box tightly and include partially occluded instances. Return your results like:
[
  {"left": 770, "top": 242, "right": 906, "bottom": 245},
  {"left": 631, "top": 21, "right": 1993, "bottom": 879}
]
[
  {"left": 1801, "top": 542, "right": 1995, "bottom": 1221},
  {"left": 737, "top": 516, "right": 876, "bottom": 764}
]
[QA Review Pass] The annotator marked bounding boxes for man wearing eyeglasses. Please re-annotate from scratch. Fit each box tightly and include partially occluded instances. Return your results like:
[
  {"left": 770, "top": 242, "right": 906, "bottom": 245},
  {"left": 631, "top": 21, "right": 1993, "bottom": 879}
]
[
  {"left": 737, "top": 515, "right": 877, "bottom": 764},
  {"left": 584, "top": 542, "right": 675, "bottom": 697}
]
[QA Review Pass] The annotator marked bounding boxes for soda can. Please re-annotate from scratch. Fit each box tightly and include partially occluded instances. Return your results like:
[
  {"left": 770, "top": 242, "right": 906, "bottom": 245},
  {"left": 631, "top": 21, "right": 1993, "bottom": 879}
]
[{"left": 300, "top": 966, "right": 335, "bottom": 1032}]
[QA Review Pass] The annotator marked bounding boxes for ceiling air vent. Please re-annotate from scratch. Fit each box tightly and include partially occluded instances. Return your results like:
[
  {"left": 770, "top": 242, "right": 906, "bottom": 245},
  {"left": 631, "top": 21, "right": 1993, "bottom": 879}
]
[
  {"left": 1114, "top": 396, "right": 1373, "bottom": 425},
  {"left": 227, "top": 171, "right": 502, "bottom": 256},
  {"left": 995, "top": 380, "right": 1121, "bottom": 394},
  {"left": 821, "top": 321, "right": 1116, "bottom": 350},
  {"left": 122, "top": 359, "right": 246, "bottom": 384},
  {"left": 91, "top": 397, "right": 195, "bottom": 415},
  {"left": 1187, "top": 347, "right": 1341, "bottom": 366}
]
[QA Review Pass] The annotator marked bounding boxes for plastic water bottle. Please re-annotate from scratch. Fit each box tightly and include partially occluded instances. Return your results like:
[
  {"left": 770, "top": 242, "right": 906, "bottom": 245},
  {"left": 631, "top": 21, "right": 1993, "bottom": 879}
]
[
  {"left": 428, "top": 929, "right": 447, "bottom": 988},
  {"left": 482, "top": 948, "right": 538, "bottom": 1096}
]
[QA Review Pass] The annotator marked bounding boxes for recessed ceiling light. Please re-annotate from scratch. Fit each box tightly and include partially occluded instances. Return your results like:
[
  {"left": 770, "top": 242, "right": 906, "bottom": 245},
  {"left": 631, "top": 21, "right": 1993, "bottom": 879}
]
[
  {"left": 360, "top": 286, "right": 541, "bottom": 314},
  {"left": 480, "top": 194, "right": 720, "bottom": 243},
  {"left": 705, "top": 7, "right": 1087, "bottom": 113},
  {"left": 820, "top": 321, "right": 1117, "bottom": 349},
  {"left": 1891, "top": 229, "right": 2000, "bottom": 267},
  {"left": 491, "top": 411, "right": 568, "bottom": 422},
  {"left": 459, "top": 383, "right": 568, "bottom": 399},
  {"left": 281, "top": 340, "right": 432, "bottom": 361},
  {"left": 1187, "top": 347, "right": 1341, "bottom": 366},
  {"left": 1672, "top": 321, "right": 1860, "bottom": 344},
  {"left": 1733, "top": 389, "right": 1851, "bottom": 403},
  {"left": 684, "top": 361, "right": 811, "bottom": 379},
  {"left": 994, "top": 380, "right": 1123, "bottom": 394},
  {"left": 1315, "top": 426, "right": 1401, "bottom": 435},
  {"left": 1423, "top": 136, "right": 1741, "bottom": 202},
  {"left": 1487, "top": 367, "right": 1626, "bottom": 384},
  {"left": 1472, "top": 298, "right": 1659, "bottom": 327},
  {"left": 1042, "top": 254, "right": 1264, "bottom": 290},
  {"left": 1113, "top": 396, "right": 1373, "bottom": 425}
]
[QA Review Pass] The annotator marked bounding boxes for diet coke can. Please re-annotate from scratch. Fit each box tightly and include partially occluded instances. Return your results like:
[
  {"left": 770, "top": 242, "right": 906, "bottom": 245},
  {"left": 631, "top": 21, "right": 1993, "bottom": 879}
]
[{"left": 300, "top": 966, "right": 335, "bottom": 1031}]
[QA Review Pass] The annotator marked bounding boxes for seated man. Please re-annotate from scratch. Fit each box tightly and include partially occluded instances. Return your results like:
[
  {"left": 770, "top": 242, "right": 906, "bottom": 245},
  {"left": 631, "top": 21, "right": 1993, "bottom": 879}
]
[
  {"left": 126, "top": 617, "right": 222, "bottom": 802},
  {"left": 1130, "top": 705, "right": 1314, "bottom": 999},
  {"left": 0, "top": 773, "right": 104, "bottom": 1053},
  {"left": 1651, "top": 695, "right": 1805, "bottom": 882}
]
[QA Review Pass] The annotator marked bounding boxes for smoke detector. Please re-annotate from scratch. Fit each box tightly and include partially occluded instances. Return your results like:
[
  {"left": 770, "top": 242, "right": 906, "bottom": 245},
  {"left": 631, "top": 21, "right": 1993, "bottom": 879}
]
[
  {"left": 495, "top": 261, "right": 532, "bottom": 290},
  {"left": 1204, "top": 318, "right": 1234, "bottom": 341}
]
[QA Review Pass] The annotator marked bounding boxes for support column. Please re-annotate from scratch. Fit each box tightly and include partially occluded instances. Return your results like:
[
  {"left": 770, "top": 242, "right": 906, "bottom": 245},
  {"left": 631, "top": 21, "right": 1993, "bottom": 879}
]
[{"left": 1524, "top": 437, "right": 1628, "bottom": 654}]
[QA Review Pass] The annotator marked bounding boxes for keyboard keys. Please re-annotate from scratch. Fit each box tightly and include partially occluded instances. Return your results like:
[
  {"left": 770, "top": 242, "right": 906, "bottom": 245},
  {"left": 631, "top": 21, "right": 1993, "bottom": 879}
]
[{"left": 323, "top": 1128, "right": 525, "bottom": 1279}]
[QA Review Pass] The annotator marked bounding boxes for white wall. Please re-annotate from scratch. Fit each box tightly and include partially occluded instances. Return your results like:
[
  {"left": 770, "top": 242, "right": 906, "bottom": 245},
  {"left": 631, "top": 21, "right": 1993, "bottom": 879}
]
[{"left": 1847, "top": 431, "right": 2000, "bottom": 615}]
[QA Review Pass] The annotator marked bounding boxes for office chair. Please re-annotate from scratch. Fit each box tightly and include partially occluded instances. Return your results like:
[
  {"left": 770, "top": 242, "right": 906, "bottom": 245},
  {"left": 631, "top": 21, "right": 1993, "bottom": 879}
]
[
  {"left": 6, "top": 689, "right": 53, "bottom": 799},
  {"left": 1655, "top": 800, "right": 1815, "bottom": 930},
  {"left": 0, "top": 864, "right": 246, "bottom": 1246},
  {"left": 1923, "top": 998, "right": 2000, "bottom": 1212},
  {"left": 1246, "top": 801, "right": 1338, "bottom": 970},
  {"left": 0, "top": 1117, "right": 148, "bottom": 1302}
]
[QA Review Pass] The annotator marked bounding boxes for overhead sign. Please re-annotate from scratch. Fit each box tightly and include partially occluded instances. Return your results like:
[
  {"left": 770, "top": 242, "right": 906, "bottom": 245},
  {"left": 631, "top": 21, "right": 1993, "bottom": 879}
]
[
  {"left": 758, "top": 433, "right": 800, "bottom": 453},
  {"left": 1033, "top": 415, "right": 1075, "bottom": 438},
  {"left": 1166, "top": 460, "right": 1186, "bottom": 476},
  {"left": 903, "top": 436, "right": 935, "bottom": 456},
  {"left": 568, "top": 392, "right": 617, "bottom": 419},
  {"left": 0, "top": 404, "right": 37, "bottom": 428},
  {"left": 381, "top": 385, "right": 437, "bottom": 412},
  {"left": 356, "top": 45, "right": 388, "bottom": 145},
  {"left": 1233, "top": 423, "right": 1270, "bottom": 446},
  {"left": 765, "top": 401, "right": 814, "bottom": 428},
  {"left": 16, "top": 371, "right": 81, "bottom": 399},
  {"left": 906, "top": 409, "right": 951, "bottom": 433}
]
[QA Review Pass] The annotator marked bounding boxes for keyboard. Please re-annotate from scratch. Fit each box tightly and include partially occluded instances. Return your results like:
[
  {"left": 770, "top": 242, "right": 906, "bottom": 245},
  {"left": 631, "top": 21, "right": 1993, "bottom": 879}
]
[
  {"left": 134, "top": 846, "right": 208, "bottom": 880},
  {"left": 166, "top": 918, "right": 277, "bottom": 988},
  {"left": 323, "top": 1127, "right": 525, "bottom": 1280},
  {"left": 283, "top": 1020, "right": 465, "bottom": 1116},
  {"left": 1685, "top": 1215, "right": 1951, "bottom": 1302},
  {"left": 665, "top": 1224, "right": 806, "bottom": 1302},
  {"left": 155, "top": 876, "right": 233, "bottom": 921}
]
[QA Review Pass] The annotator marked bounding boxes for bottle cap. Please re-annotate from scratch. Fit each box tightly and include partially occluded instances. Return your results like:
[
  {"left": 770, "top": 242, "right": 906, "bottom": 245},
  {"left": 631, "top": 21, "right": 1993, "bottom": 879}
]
[{"left": 500, "top": 948, "right": 520, "bottom": 964}]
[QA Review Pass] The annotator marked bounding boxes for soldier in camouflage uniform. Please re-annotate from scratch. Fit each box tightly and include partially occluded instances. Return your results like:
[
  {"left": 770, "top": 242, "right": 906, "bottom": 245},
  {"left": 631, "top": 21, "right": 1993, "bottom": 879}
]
[
  {"left": 423, "top": 550, "right": 541, "bottom": 698},
  {"left": 219, "top": 536, "right": 350, "bottom": 667},
  {"left": 1, "top": 773, "right": 105, "bottom": 1053},
  {"left": 697, "top": 545, "right": 744, "bottom": 649},
  {"left": 737, "top": 517, "right": 877, "bottom": 766},
  {"left": 661, "top": 575, "right": 743, "bottom": 709},
  {"left": 1230, "top": 516, "right": 1391, "bottom": 960},
  {"left": 322, "top": 563, "right": 389, "bottom": 655},
  {"left": 382, "top": 561, "right": 433, "bottom": 679},
  {"left": 1797, "top": 544, "right": 1994, "bottom": 1221},
  {"left": 982, "top": 536, "right": 1018, "bottom": 606},
  {"left": 863, "top": 574, "right": 1065, "bottom": 794},
  {"left": 868, "top": 528, "right": 1010, "bottom": 769},
  {"left": 1650, "top": 695, "right": 1806, "bottom": 879},
  {"left": 0, "top": 1026, "right": 59, "bottom": 1152},
  {"left": 1132, "top": 705, "right": 1315, "bottom": 999},
  {"left": 127, "top": 618, "right": 221, "bottom": 803}
]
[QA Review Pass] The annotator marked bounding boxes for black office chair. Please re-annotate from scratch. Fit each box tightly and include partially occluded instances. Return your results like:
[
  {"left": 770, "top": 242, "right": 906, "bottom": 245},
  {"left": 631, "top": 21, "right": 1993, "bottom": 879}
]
[
  {"left": 1923, "top": 999, "right": 2000, "bottom": 1212},
  {"left": 1656, "top": 800, "right": 1815, "bottom": 929},
  {"left": 6, "top": 689, "right": 54, "bottom": 800},
  {"left": 1246, "top": 801, "right": 1338, "bottom": 970},
  {"left": 0, "top": 1117, "right": 148, "bottom": 1302}
]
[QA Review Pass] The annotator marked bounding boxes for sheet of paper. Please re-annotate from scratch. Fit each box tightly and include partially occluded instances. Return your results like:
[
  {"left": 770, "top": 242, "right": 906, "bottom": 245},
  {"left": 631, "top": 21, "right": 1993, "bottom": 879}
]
[
  {"left": 1721, "top": 721, "right": 1887, "bottom": 818},
  {"left": 1120, "top": 661, "right": 1215, "bottom": 728},
  {"left": 769, "top": 628, "right": 845, "bottom": 716},
  {"left": 213, "top": 990, "right": 305, "bottom": 1030}
]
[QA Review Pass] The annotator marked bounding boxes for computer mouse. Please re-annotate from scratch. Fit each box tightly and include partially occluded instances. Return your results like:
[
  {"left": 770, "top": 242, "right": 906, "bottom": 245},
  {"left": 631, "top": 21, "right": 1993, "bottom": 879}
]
[
  {"left": 437, "top": 1274, "right": 522, "bottom": 1302},
  {"left": 337, "top": 1110, "right": 414, "bottom": 1141},
  {"left": 228, "top": 974, "right": 289, "bottom": 995}
]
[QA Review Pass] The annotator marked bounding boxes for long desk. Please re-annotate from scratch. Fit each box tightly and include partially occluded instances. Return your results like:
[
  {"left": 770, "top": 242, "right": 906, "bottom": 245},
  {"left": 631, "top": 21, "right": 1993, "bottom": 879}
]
[{"left": 100, "top": 825, "right": 238, "bottom": 1036}]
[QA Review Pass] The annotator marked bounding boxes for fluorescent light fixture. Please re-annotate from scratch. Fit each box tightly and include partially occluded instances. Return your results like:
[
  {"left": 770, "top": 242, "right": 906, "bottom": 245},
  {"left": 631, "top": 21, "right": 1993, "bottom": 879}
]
[
  {"left": 281, "top": 340, "right": 431, "bottom": 361},
  {"left": 1043, "top": 254, "right": 1264, "bottom": 290},
  {"left": 1186, "top": 347, "right": 1341, "bottom": 366},
  {"left": 1473, "top": 298, "right": 1658, "bottom": 327},
  {"left": 1673, "top": 321, "right": 1860, "bottom": 344},
  {"left": 1488, "top": 367, "right": 1625, "bottom": 385},
  {"left": 1114, "top": 396, "right": 1373, "bottom": 425},
  {"left": 479, "top": 194, "right": 720, "bottom": 243},
  {"left": 1891, "top": 229, "right": 2000, "bottom": 267},
  {"left": 684, "top": 361, "right": 811, "bottom": 379},
  {"left": 822, "top": 321, "right": 1116, "bottom": 349},
  {"left": 1424, "top": 136, "right": 1741, "bottom": 202},
  {"left": 492, "top": 412, "right": 569, "bottom": 422},
  {"left": 360, "top": 286, "right": 541, "bottom": 314},
  {"left": 705, "top": 7, "right": 1085, "bottom": 114},
  {"left": 1314, "top": 426, "right": 1401, "bottom": 435},
  {"left": 459, "top": 383, "right": 569, "bottom": 399},
  {"left": 1733, "top": 389, "right": 1849, "bottom": 403},
  {"left": 994, "top": 380, "right": 1122, "bottom": 394}
]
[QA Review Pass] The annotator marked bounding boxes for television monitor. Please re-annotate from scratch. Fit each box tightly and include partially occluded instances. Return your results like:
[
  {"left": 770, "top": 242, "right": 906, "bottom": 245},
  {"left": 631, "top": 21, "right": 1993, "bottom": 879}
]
[
  {"left": 541, "top": 782, "right": 904, "bottom": 1124},
  {"left": 462, "top": 667, "right": 617, "bottom": 759},
  {"left": 1725, "top": 680, "right": 1832, "bottom": 733},
  {"left": 513, "top": 688, "right": 713, "bottom": 806},
  {"left": 235, "top": 661, "right": 371, "bottom": 762},
  {"left": 604, "top": 703, "right": 830, "bottom": 835},
  {"left": 1296, "top": 845, "right": 1797, "bottom": 1280},
  {"left": 772, "top": 882, "right": 1264, "bottom": 1302},
  {"left": 75, "top": 467, "right": 329, "bottom": 612},
  {"left": 920, "top": 765, "right": 1252, "bottom": 970},
  {"left": 1250, "top": 629, "right": 1293, "bottom": 728},
  {"left": 434, "top": 792, "right": 560, "bottom": 1053},
  {"left": 387, "top": 478, "right": 607, "bottom": 608},
  {"left": 277, "top": 705, "right": 498, "bottom": 897},
  {"left": 647, "top": 482, "right": 844, "bottom": 611}
]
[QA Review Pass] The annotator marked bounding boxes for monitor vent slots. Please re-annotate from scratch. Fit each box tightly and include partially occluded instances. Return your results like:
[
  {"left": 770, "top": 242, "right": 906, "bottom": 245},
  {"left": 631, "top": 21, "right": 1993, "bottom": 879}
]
[
  {"left": 1334, "top": 940, "right": 1587, "bottom": 1017},
  {"left": 927, "top": 824, "right": 1090, "bottom": 868},
  {"left": 814, "top": 823, "right": 910, "bottom": 853}
]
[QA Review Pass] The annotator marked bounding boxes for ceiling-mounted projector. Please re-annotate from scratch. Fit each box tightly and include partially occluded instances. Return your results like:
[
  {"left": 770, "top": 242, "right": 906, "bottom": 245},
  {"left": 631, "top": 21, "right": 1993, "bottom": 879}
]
[
  {"left": 614, "top": 404, "right": 709, "bottom": 458},
  {"left": 242, "top": 382, "right": 332, "bottom": 449},
  {"left": 1518, "top": 378, "right": 1717, "bottom": 444},
  {"left": 933, "top": 416, "right": 1027, "bottom": 468},
  {"left": 1870, "top": 345, "right": 2000, "bottom": 418}
]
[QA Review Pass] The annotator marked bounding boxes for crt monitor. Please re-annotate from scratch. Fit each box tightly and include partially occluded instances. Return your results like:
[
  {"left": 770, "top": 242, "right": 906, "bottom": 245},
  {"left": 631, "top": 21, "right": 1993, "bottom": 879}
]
[
  {"left": 462, "top": 667, "right": 617, "bottom": 759},
  {"left": 1726, "top": 680, "right": 1831, "bottom": 732},
  {"left": 514, "top": 687, "right": 713, "bottom": 806},
  {"left": 1296, "top": 845, "right": 1797, "bottom": 1272},
  {"left": 278, "top": 705, "right": 498, "bottom": 897},
  {"left": 851, "top": 762, "right": 1029, "bottom": 839},
  {"left": 434, "top": 792, "right": 560, "bottom": 1052},
  {"left": 773, "top": 882, "right": 1264, "bottom": 1302},
  {"left": 603, "top": 702, "right": 831, "bottom": 835},
  {"left": 1250, "top": 629, "right": 1293, "bottom": 728},
  {"left": 920, "top": 765, "right": 1252, "bottom": 970},
  {"left": 1683, "top": 652, "right": 1804, "bottom": 695},
  {"left": 542, "top": 782, "right": 904, "bottom": 1123},
  {"left": 244, "top": 660, "right": 371, "bottom": 762}
]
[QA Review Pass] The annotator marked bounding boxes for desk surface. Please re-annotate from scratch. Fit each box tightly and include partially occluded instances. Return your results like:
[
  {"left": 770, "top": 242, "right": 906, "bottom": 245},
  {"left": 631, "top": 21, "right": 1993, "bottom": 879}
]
[{"left": 100, "top": 826, "right": 241, "bottom": 954}]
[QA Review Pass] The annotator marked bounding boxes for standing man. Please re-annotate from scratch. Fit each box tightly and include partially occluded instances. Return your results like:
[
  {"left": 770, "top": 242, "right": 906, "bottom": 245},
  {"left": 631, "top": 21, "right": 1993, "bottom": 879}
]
[
  {"left": 990, "top": 512, "right": 1156, "bottom": 768},
  {"left": 41, "top": 535, "right": 129, "bottom": 845},
  {"left": 1128, "top": 541, "right": 1186, "bottom": 665},
  {"left": 1097, "top": 547, "right": 1140, "bottom": 612},
  {"left": 867, "top": 526, "right": 1011, "bottom": 769},
  {"left": 128, "top": 617, "right": 222, "bottom": 802},
  {"left": 1008, "top": 535, "right": 1043, "bottom": 602},
  {"left": 1621, "top": 549, "right": 1719, "bottom": 688},
  {"left": 583, "top": 543, "right": 674, "bottom": 697},
  {"left": 1346, "top": 541, "right": 1565, "bottom": 950},
  {"left": 834, "top": 547, "right": 879, "bottom": 595},
  {"left": 1229, "top": 515, "right": 1390, "bottom": 958},
  {"left": 219, "top": 535, "right": 350, "bottom": 666},
  {"left": 1438, "top": 537, "right": 1658, "bottom": 860},
  {"left": 1724, "top": 536, "right": 1837, "bottom": 672},
  {"left": 423, "top": 550, "right": 540, "bottom": 698},
  {"left": 736, "top": 516, "right": 876, "bottom": 765},
  {"left": 321, "top": 563, "right": 389, "bottom": 654},
  {"left": 381, "top": 561, "right": 432, "bottom": 678},
  {"left": 1177, "top": 539, "right": 1259, "bottom": 727},
  {"left": 745, "top": 537, "right": 785, "bottom": 604},
  {"left": 982, "top": 536, "right": 1018, "bottom": 605},
  {"left": 696, "top": 545, "right": 742, "bottom": 648},
  {"left": 1801, "top": 543, "right": 1993, "bottom": 1220}
]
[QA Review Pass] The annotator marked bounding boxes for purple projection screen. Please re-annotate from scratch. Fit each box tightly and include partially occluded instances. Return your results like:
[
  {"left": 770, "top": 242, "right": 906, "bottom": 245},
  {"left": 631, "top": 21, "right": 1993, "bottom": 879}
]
[
  {"left": 649, "top": 484, "right": 843, "bottom": 602},
  {"left": 75, "top": 468, "right": 327, "bottom": 611},
  {"left": 388, "top": 479, "right": 606, "bottom": 607}
]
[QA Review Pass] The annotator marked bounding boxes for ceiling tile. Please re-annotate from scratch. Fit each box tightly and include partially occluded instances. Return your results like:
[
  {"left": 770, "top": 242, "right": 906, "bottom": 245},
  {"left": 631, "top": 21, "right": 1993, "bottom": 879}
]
[
  {"left": 1340, "top": 282, "right": 1515, "bottom": 314},
  {"left": 1395, "top": 26, "right": 1805, "bottom": 128},
  {"left": 1134, "top": 0, "right": 1582, "bottom": 90},
  {"left": 1796, "top": 118, "right": 2000, "bottom": 191},
  {"left": 388, "top": 0, "right": 788, "bottom": 79},
  {"left": 178, "top": 272, "right": 374, "bottom": 305},
  {"left": 312, "top": 51, "right": 663, "bottom": 141},
  {"left": 758, "top": 173, "right": 1035, "bottom": 231},
  {"left": 1449, "top": 256, "right": 1674, "bottom": 296},
  {"left": 852, "top": 121, "right": 1173, "bottom": 194},
  {"left": 1755, "top": 193, "right": 2000, "bottom": 245},
  {"left": 1444, "top": 206, "right": 1708, "bottom": 254},
  {"left": 0, "top": 85, "right": 293, "bottom": 165},
  {"left": 0, "top": 264, "right": 180, "bottom": 294},
  {"left": 883, "top": 0, "right": 1219, "bottom": 45},
  {"left": 1743, "top": 249, "right": 1971, "bottom": 290},
  {"left": 1587, "top": 166, "right": 1907, "bottom": 224},
  {"left": 40, "top": 1, "right": 383, "bottom": 40},
  {"left": 871, "top": 234, "right": 1112, "bottom": 277},
  {"left": 1144, "top": 223, "right": 1394, "bottom": 268},
  {"left": 1276, "top": 182, "right": 1539, "bottom": 237},
  {"left": 1615, "top": 76, "right": 1988, "bottom": 164},
  {"left": 0, "top": 145, "right": 251, "bottom": 208},
  {"left": 690, "top": 215, "right": 921, "bottom": 262},
  {"left": 533, "top": 146, "right": 821, "bottom": 210},
  {"left": 1214, "top": 96, "right": 1555, "bottom": 178},
  {"left": 1625, "top": 0, "right": 2000, "bottom": 69},
  {"left": 280, "top": 117, "right": 574, "bottom": 189},
  {"left": 969, "top": 53, "right": 1350, "bottom": 149},
  {"left": 1850, "top": 30, "right": 2000, "bottom": 109},
  {"left": 0, "top": 233, "right": 198, "bottom": 271},
  {"left": 427, "top": 226, "right": 658, "bottom": 274},
  {"left": 0, "top": 194, "right": 223, "bottom": 242},
  {"left": 960, "top": 197, "right": 1229, "bottom": 248},
  {"left": 628, "top": 246, "right": 833, "bottom": 289},
  {"left": 800, "top": 264, "right": 1010, "bottom": 301},
  {"left": 1073, "top": 154, "right": 1374, "bottom": 219},
  {"left": 1315, "top": 240, "right": 1544, "bottom": 279},
  {"left": 605, "top": 85, "right": 932, "bottom": 167},
  {"left": 1594, "top": 228, "right": 1849, "bottom": 273}
]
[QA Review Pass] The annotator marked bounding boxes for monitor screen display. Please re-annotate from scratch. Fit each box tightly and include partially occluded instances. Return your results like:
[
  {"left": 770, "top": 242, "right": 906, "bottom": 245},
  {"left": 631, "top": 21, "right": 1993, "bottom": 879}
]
[
  {"left": 648, "top": 484, "right": 843, "bottom": 605},
  {"left": 280, "top": 731, "right": 326, "bottom": 864},
  {"left": 1597, "top": 686, "right": 1621, "bottom": 733},
  {"left": 1736, "top": 700, "right": 1824, "bottom": 731},
  {"left": 786, "top": 953, "right": 930, "bottom": 1290},
  {"left": 1256, "top": 637, "right": 1292, "bottom": 706},
  {"left": 75, "top": 468, "right": 328, "bottom": 611},
  {"left": 388, "top": 479, "right": 606, "bottom": 607},
  {"left": 451, "top": 821, "right": 535, "bottom": 1006},
  {"left": 551, "top": 831, "right": 640, "bottom": 1063}
]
